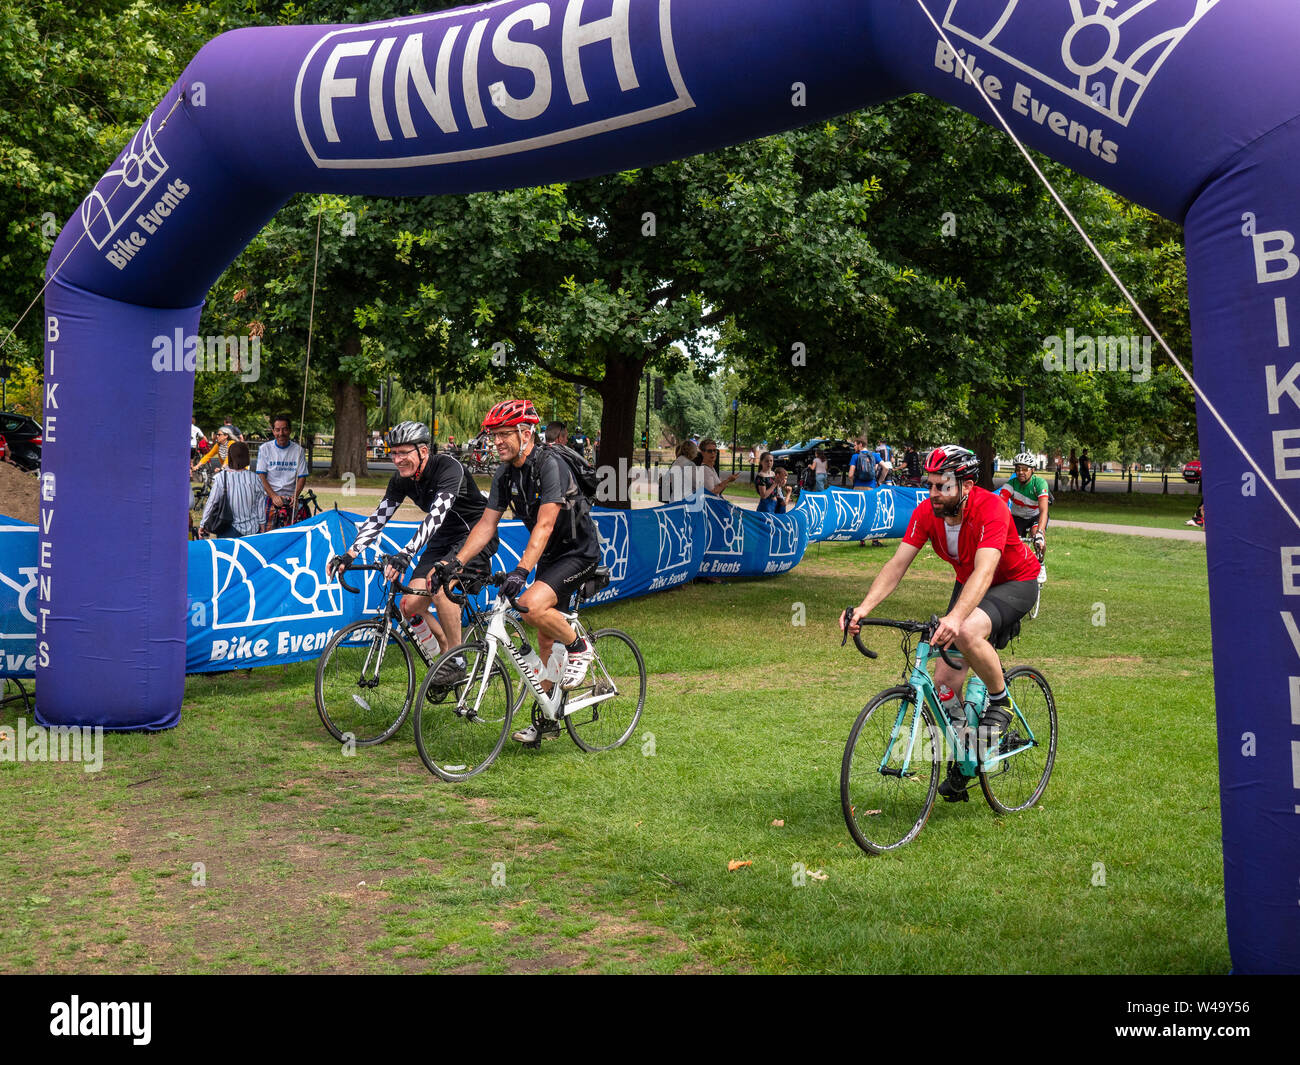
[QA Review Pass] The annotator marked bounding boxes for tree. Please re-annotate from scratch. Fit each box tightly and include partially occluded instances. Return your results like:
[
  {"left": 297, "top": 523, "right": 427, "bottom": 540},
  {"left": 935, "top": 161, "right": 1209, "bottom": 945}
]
[
  {"left": 719, "top": 97, "right": 1193, "bottom": 486},
  {"left": 0, "top": 0, "right": 245, "bottom": 368}
]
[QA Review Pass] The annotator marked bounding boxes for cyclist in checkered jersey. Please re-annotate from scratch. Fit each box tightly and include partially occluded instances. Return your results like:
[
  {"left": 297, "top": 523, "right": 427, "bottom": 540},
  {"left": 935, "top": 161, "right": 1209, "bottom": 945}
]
[{"left": 326, "top": 421, "right": 497, "bottom": 667}]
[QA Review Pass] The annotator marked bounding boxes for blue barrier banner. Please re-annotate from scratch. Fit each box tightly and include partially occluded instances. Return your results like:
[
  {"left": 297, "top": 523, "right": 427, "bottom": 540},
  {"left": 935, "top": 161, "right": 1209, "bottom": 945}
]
[
  {"left": 700, "top": 495, "right": 807, "bottom": 576},
  {"left": 1, "top": 502, "right": 725, "bottom": 677},
  {"left": 0, "top": 520, "right": 36, "bottom": 678},
  {"left": 586, "top": 501, "right": 704, "bottom": 602},
  {"left": 795, "top": 486, "right": 927, "bottom": 542}
]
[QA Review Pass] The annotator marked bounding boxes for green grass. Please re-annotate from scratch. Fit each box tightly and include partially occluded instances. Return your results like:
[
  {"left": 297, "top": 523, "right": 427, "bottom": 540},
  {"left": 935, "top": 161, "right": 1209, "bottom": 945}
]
[
  {"left": 0, "top": 527, "right": 1221, "bottom": 973},
  {"left": 1048, "top": 487, "right": 1203, "bottom": 530}
]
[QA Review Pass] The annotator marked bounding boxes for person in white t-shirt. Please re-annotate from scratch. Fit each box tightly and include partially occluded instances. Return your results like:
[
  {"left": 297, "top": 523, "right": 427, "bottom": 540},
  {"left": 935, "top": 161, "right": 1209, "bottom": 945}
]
[
  {"left": 256, "top": 413, "right": 308, "bottom": 522},
  {"left": 665, "top": 440, "right": 700, "bottom": 501}
]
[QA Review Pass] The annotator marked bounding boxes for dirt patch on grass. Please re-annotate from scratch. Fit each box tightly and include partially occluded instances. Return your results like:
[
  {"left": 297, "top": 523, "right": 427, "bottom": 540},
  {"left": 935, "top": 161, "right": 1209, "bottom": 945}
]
[
  {"left": 4, "top": 780, "right": 709, "bottom": 975},
  {"left": 0, "top": 460, "right": 38, "bottom": 524}
]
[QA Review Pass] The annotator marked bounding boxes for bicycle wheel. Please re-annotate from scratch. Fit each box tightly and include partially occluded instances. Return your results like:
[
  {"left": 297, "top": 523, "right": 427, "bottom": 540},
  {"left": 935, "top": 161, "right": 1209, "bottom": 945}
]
[
  {"left": 979, "top": 666, "right": 1057, "bottom": 814},
  {"left": 840, "top": 686, "right": 941, "bottom": 854},
  {"left": 315, "top": 619, "right": 415, "bottom": 746},
  {"left": 413, "top": 642, "right": 514, "bottom": 781},
  {"left": 563, "top": 628, "right": 645, "bottom": 752}
]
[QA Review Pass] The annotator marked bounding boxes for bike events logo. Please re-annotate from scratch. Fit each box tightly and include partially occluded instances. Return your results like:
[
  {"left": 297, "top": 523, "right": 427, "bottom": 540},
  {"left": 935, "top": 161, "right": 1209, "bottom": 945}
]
[
  {"left": 152, "top": 330, "right": 261, "bottom": 382},
  {"left": 868, "top": 487, "right": 896, "bottom": 536},
  {"left": 1042, "top": 328, "right": 1152, "bottom": 381},
  {"left": 295, "top": 0, "right": 694, "bottom": 170},
  {"left": 0, "top": 717, "right": 103, "bottom": 773},
  {"left": 829, "top": 489, "right": 869, "bottom": 541},
  {"left": 78, "top": 110, "right": 191, "bottom": 269},
  {"left": 0, "top": 525, "right": 37, "bottom": 675},
  {"left": 766, "top": 512, "right": 799, "bottom": 559},
  {"left": 938, "top": 0, "right": 1222, "bottom": 164},
  {"left": 593, "top": 510, "right": 630, "bottom": 581},
  {"left": 196, "top": 519, "right": 343, "bottom": 664},
  {"left": 802, "top": 491, "right": 828, "bottom": 535}
]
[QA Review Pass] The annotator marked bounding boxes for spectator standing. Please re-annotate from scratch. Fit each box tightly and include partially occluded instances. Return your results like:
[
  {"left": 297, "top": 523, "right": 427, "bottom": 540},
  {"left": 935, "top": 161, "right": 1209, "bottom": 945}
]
[
  {"left": 222, "top": 416, "right": 245, "bottom": 442},
  {"left": 190, "top": 415, "right": 209, "bottom": 455},
  {"left": 1068, "top": 447, "right": 1079, "bottom": 491},
  {"left": 200, "top": 441, "right": 266, "bottom": 538},
  {"left": 875, "top": 440, "right": 893, "bottom": 485},
  {"left": 754, "top": 451, "right": 778, "bottom": 512},
  {"left": 903, "top": 443, "right": 922, "bottom": 485},
  {"left": 852, "top": 441, "right": 878, "bottom": 489},
  {"left": 812, "top": 448, "right": 829, "bottom": 491},
  {"left": 545, "top": 421, "right": 569, "bottom": 446},
  {"left": 772, "top": 466, "right": 793, "bottom": 514},
  {"left": 1079, "top": 449, "right": 1093, "bottom": 492},
  {"left": 256, "top": 413, "right": 309, "bottom": 524},
  {"left": 696, "top": 438, "right": 738, "bottom": 496},
  {"left": 665, "top": 440, "right": 700, "bottom": 502}
]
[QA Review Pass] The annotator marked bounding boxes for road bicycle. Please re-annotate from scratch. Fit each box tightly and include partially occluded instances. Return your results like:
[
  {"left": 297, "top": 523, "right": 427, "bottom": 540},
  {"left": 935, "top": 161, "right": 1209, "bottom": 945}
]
[
  {"left": 839, "top": 615, "right": 1057, "bottom": 854},
  {"left": 266, "top": 488, "right": 322, "bottom": 530},
  {"left": 314, "top": 560, "right": 526, "bottom": 746},
  {"left": 412, "top": 566, "right": 645, "bottom": 781}
]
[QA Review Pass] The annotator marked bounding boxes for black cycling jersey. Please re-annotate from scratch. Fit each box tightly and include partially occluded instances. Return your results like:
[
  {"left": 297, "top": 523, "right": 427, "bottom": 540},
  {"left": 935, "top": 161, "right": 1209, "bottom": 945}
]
[
  {"left": 487, "top": 444, "right": 600, "bottom": 562},
  {"left": 352, "top": 452, "right": 491, "bottom": 560}
]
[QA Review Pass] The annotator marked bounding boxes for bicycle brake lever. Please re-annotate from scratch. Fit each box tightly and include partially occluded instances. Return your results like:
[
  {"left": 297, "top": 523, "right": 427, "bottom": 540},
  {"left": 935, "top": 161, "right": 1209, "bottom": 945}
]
[{"left": 840, "top": 608, "right": 853, "bottom": 647}]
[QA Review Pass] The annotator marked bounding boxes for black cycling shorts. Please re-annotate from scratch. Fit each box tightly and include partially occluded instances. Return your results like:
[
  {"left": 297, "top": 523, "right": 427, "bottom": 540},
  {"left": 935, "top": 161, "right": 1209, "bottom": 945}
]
[
  {"left": 535, "top": 550, "right": 600, "bottom": 606},
  {"left": 413, "top": 532, "right": 495, "bottom": 586},
  {"left": 1011, "top": 514, "right": 1039, "bottom": 537},
  {"left": 947, "top": 578, "right": 1038, "bottom": 649}
]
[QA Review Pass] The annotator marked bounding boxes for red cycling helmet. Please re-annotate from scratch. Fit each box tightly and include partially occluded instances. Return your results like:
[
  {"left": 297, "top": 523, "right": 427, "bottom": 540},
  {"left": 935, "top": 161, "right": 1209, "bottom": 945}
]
[
  {"left": 482, "top": 399, "right": 540, "bottom": 431},
  {"left": 924, "top": 444, "right": 980, "bottom": 483}
]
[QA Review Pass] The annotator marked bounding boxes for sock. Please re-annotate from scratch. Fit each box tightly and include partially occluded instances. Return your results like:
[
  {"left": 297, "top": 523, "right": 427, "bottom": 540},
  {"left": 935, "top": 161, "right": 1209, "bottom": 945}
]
[
  {"left": 986, "top": 688, "right": 1010, "bottom": 706},
  {"left": 565, "top": 635, "right": 587, "bottom": 654}
]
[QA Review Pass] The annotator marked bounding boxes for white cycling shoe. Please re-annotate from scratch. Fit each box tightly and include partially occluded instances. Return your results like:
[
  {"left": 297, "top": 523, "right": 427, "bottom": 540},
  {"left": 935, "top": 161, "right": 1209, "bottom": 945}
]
[{"left": 560, "top": 639, "right": 594, "bottom": 689}]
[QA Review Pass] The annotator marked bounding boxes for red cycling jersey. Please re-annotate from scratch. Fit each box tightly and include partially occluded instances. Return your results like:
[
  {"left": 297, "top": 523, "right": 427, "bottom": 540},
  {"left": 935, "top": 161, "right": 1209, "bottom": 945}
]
[{"left": 903, "top": 485, "right": 1041, "bottom": 585}]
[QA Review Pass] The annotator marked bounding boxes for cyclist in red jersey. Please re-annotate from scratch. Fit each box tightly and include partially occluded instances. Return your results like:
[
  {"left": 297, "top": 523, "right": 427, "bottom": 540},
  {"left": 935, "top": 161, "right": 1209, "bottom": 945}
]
[{"left": 843, "top": 445, "right": 1041, "bottom": 800}]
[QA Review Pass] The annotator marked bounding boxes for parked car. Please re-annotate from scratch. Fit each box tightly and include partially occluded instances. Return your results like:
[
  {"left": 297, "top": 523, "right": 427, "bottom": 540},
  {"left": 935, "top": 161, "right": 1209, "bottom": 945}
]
[
  {"left": 1182, "top": 459, "right": 1202, "bottom": 483},
  {"left": 768, "top": 438, "right": 856, "bottom": 479},
  {"left": 0, "top": 412, "right": 40, "bottom": 471}
]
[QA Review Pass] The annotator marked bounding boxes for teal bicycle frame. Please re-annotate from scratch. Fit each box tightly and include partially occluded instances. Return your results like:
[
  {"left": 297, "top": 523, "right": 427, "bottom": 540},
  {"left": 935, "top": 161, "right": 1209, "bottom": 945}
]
[{"left": 878, "top": 626, "right": 1041, "bottom": 781}]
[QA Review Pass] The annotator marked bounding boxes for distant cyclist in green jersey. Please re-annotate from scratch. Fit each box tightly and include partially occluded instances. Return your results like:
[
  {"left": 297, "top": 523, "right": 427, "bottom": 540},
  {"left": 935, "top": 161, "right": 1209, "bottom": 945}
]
[{"left": 998, "top": 452, "right": 1050, "bottom": 550}]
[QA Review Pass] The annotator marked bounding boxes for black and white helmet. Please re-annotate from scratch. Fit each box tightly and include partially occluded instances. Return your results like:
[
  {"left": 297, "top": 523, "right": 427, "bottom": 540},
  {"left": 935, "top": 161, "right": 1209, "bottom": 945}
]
[
  {"left": 1013, "top": 451, "right": 1036, "bottom": 468},
  {"left": 387, "top": 421, "right": 430, "bottom": 446}
]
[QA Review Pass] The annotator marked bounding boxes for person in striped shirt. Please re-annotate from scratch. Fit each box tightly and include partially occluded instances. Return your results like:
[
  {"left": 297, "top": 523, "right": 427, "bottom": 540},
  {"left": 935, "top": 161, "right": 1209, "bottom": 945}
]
[{"left": 199, "top": 441, "right": 267, "bottom": 537}]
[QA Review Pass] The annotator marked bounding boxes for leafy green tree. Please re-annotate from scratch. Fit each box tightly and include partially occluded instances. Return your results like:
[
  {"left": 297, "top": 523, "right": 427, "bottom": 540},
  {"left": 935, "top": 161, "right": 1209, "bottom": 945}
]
[{"left": 0, "top": 0, "right": 248, "bottom": 367}]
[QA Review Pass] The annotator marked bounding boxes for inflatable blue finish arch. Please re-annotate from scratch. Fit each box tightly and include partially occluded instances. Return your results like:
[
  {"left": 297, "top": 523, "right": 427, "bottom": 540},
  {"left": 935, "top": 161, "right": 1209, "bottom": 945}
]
[{"left": 39, "top": 1, "right": 1299, "bottom": 971}]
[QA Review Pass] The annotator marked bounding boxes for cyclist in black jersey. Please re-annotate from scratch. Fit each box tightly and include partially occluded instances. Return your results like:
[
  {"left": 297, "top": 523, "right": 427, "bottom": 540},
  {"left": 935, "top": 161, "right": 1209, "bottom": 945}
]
[
  {"left": 326, "top": 421, "right": 497, "bottom": 668},
  {"left": 445, "top": 399, "right": 601, "bottom": 743}
]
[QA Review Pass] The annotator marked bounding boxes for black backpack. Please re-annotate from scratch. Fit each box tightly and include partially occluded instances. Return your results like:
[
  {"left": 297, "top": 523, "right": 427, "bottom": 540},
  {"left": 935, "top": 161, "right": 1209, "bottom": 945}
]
[
  {"left": 514, "top": 443, "right": 598, "bottom": 543},
  {"left": 545, "top": 442, "right": 600, "bottom": 502},
  {"left": 855, "top": 450, "right": 876, "bottom": 482},
  {"left": 800, "top": 464, "right": 817, "bottom": 490}
]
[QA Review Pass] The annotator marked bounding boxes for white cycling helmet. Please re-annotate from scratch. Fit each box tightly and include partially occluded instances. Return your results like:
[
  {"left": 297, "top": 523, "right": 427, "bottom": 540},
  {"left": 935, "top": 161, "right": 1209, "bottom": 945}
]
[{"left": 1013, "top": 452, "right": 1035, "bottom": 468}]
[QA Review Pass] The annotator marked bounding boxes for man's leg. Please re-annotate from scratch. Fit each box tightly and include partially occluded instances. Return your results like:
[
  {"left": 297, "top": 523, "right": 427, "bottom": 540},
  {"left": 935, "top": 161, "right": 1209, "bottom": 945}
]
[
  {"left": 427, "top": 586, "right": 459, "bottom": 650},
  {"left": 399, "top": 577, "right": 444, "bottom": 650}
]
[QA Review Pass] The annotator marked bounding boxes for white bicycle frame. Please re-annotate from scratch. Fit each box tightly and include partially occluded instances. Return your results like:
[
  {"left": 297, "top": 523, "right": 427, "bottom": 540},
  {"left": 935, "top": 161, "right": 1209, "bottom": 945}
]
[{"left": 471, "top": 596, "right": 619, "bottom": 723}]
